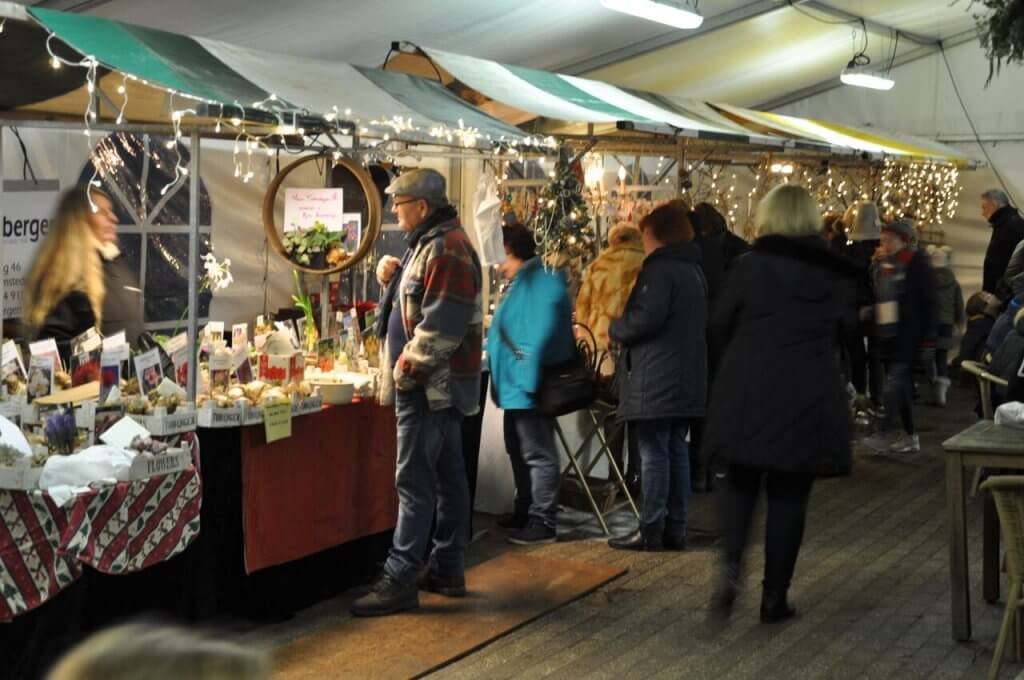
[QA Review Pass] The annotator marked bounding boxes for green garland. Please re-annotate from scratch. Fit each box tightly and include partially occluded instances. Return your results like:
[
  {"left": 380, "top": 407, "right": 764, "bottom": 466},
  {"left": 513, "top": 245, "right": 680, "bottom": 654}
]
[{"left": 972, "top": 0, "right": 1024, "bottom": 83}]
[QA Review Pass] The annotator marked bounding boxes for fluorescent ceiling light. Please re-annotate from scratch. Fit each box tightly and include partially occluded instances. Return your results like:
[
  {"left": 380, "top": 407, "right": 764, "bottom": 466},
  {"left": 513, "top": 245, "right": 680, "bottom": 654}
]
[
  {"left": 600, "top": 0, "right": 704, "bottom": 30},
  {"left": 840, "top": 60, "right": 895, "bottom": 91}
]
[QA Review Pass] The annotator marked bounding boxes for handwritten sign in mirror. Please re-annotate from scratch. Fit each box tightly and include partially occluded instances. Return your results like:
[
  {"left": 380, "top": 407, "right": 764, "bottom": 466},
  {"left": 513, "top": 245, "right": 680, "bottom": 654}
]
[{"left": 283, "top": 188, "right": 344, "bottom": 233}]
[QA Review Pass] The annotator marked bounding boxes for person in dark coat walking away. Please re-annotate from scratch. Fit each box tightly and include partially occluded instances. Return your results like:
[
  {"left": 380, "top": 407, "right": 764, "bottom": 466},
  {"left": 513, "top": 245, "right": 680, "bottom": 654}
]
[
  {"left": 981, "top": 189, "right": 1024, "bottom": 296},
  {"left": 607, "top": 201, "right": 708, "bottom": 552},
  {"left": 836, "top": 201, "right": 884, "bottom": 410},
  {"left": 924, "top": 245, "right": 964, "bottom": 406},
  {"left": 862, "top": 219, "right": 937, "bottom": 454},
  {"left": 704, "top": 184, "right": 857, "bottom": 625}
]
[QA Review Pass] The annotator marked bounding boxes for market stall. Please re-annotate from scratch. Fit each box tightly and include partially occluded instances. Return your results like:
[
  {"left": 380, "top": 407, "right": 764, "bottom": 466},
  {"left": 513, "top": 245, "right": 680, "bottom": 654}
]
[{"left": 0, "top": 6, "right": 533, "bottom": 674}]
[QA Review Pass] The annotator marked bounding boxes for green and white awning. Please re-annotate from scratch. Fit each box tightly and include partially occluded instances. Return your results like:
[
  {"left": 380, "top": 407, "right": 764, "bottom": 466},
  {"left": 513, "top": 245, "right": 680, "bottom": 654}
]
[
  {"left": 417, "top": 46, "right": 974, "bottom": 165},
  {"left": 0, "top": 3, "right": 528, "bottom": 147}
]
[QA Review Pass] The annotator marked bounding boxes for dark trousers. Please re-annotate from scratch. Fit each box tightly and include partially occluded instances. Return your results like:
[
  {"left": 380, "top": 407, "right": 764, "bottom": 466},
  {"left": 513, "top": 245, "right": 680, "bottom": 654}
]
[
  {"left": 636, "top": 419, "right": 690, "bottom": 533},
  {"left": 882, "top": 361, "right": 915, "bottom": 435},
  {"left": 844, "top": 324, "right": 883, "bottom": 404},
  {"left": 720, "top": 463, "right": 814, "bottom": 591},
  {"left": 503, "top": 409, "right": 560, "bottom": 528}
]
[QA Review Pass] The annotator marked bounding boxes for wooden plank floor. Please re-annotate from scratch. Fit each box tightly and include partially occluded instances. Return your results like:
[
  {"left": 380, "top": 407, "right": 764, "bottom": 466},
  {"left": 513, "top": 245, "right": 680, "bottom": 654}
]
[{"left": 251, "top": 382, "right": 1024, "bottom": 679}]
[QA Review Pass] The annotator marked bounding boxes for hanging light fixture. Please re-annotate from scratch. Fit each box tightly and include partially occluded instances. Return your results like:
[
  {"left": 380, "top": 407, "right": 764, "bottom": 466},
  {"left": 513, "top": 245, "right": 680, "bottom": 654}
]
[
  {"left": 599, "top": 0, "right": 703, "bottom": 30},
  {"left": 840, "top": 23, "right": 897, "bottom": 91},
  {"left": 840, "top": 55, "right": 895, "bottom": 90}
]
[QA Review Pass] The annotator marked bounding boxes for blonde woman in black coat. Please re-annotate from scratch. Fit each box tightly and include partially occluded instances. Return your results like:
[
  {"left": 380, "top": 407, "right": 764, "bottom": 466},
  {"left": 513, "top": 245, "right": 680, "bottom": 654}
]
[{"left": 704, "top": 185, "right": 857, "bottom": 624}]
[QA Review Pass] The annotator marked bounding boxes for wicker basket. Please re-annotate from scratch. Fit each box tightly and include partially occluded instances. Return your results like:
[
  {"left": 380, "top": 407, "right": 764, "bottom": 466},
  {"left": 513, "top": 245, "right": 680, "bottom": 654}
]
[{"left": 560, "top": 476, "right": 620, "bottom": 515}]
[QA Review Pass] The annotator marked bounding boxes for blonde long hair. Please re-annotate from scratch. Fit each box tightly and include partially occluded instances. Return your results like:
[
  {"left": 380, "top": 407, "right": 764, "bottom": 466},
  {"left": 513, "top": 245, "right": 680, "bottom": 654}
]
[
  {"left": 755, "top": 184, "right": 822, "bottom": 238},
  {"left": 46, "top": 622, "right": 269, "bottom": 680},
  {"left": 24, "top": 186, "right": 107, "bottom": 332}
]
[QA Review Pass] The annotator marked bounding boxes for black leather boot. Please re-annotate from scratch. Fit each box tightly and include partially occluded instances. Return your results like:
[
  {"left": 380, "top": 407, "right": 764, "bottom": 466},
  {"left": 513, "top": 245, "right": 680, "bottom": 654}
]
[
  {"left": 760, "top": 586, "right": 796, "bottom": 624},
  {"left": 609, "top": 523, "right": 663, "bottom": 551},
  {"left": 663, "top": 520, "right": 687, "bottom": 551},
  {"left": 706, "top": 564, "right": 740, "bottom": 628}
]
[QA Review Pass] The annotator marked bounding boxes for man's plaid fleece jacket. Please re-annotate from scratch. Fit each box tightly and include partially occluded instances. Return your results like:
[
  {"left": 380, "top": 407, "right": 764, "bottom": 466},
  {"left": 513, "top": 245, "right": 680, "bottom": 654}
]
[{"left": 382, "top": 207, "right": 483, "bottom": 416}]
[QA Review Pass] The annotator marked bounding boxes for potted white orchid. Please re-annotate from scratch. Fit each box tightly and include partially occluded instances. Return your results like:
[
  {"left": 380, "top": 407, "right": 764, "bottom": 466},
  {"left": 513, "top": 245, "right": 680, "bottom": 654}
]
[{"left": 154, "top": 252, "right": 233, "bottom": 342}]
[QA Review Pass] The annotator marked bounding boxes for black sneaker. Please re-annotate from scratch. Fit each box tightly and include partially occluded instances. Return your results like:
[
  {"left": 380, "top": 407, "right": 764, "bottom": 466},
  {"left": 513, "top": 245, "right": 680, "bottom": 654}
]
[
  {"left": 496, "top": 512, "right": 529, "bottom": 530},
  {"left": 350, "top": 573, "right": 419, "bottom": 617},
  {"left": 507, "top": 519, "right": 557, "bottom": 545},
  {"left": 418, "top": 570, "right": 467, "bottom": 597}
]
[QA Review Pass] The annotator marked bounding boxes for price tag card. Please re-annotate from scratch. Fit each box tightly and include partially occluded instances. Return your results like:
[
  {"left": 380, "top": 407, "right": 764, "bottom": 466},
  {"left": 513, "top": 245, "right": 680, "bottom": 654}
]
[
  {"left": 133, "top": 347, "right": 164, "bottom": 394},
  {"left": 263, "top": 402, "right": 292, "bottom": 443},
  {"left": 232, "top": 323, "right": 248, "bottom": 348},
  {"left": 163, "top": 333, "right": 188, "bottom": 355},
  {"left": 1, "top": 340, "right": 25, "bottom": 379}
]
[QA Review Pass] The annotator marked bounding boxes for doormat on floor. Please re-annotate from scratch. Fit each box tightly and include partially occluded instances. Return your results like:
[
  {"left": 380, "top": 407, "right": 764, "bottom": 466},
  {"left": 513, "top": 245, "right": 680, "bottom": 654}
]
[{"left": 274, "top": 552, "right": 626, "bottom": 679}]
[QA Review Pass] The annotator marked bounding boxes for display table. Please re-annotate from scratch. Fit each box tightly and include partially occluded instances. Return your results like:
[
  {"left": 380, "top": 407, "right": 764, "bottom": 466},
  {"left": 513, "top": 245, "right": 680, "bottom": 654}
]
[
  {"left": 239, "top": 401, "right": 398, "bottom": 572},
  {"left": 0, "top": 403, "right": 397, "bottom": 677},
  {"left": 0, "top": 455, "right": 202, "bottom": 622}
]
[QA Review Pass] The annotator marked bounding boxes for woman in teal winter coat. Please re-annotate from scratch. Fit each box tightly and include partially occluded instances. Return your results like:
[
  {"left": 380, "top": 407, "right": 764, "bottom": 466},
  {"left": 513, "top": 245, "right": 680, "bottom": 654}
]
[{"left": 487, "top": 224, "right": 575, "bottom": 545}]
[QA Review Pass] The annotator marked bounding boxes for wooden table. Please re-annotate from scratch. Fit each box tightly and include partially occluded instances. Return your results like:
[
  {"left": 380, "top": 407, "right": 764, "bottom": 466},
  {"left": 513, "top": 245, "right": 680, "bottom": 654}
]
[{"left": 943, "top": 420, "right": 1024, "bottom": 641}]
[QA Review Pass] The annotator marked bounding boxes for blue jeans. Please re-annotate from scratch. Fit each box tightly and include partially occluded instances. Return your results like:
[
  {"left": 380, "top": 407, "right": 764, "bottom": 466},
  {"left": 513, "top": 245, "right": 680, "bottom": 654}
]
[
  {"left": 383, "top": 389, "right": 469, "bottom": 585},
  {"left": 635, "top": 419, "right": 690, "bottom": 535},
  {"left": 503, "top": 410, "right": 559, "bottom": 528},
  {"left": 881, "top": 362, "right": 914, "bottom": 435}
]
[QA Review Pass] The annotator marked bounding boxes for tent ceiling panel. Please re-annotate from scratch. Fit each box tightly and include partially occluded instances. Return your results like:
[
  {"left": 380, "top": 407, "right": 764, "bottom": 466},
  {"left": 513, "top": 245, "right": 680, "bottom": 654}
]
[
  {"left": 11, "top": 0, "right": 982, "bottom": 122},
  {"left": 586, "top": 8, "right": 923, "bottom": 106}
]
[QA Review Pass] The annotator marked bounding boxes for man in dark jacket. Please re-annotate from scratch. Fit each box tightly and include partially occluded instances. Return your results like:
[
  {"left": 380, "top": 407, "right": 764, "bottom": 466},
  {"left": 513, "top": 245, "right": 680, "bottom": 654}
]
[
  {"left": 863, "top": 220, "right": 937, "bottom": 454},
  {"left": 981, "top": 189, "right": 1024, "bottom": 296},
  {"left": 608, "top": 201, "right": 707, "bottom": 552},
  {"left": 689, "top": 203, "right": 749, "bottom": 492},
  {"left": 690, "top": 202, "right": 749, "bottom": 302}
]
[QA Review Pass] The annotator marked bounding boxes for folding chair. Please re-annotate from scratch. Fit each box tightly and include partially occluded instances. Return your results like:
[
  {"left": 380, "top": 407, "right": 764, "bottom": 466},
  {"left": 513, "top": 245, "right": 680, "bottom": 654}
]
[{"left": 555, "top": 324, "right": 639, "bottom": 536}]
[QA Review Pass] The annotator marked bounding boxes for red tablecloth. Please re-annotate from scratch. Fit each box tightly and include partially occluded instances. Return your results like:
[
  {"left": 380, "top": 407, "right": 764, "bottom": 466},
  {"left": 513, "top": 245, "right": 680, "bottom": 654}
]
[
  {"left": 240, "top": 402, "right": 398, "bottom": 573},
  {"left": 0, "top": 440, "right": 202, "bottom": 622}
]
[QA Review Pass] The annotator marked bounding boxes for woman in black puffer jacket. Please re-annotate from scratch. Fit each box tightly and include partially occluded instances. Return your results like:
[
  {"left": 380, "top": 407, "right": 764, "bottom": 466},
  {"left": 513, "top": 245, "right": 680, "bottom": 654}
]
[{"left": 705, "top": 184, "right": 858, "bottom": 625}]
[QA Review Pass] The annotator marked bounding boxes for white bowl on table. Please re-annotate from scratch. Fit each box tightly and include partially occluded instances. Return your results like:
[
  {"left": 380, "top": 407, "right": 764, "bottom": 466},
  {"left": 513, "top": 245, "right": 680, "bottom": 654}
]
[{"left": 314, "top": 381, "right": 354, "bottom": 405}]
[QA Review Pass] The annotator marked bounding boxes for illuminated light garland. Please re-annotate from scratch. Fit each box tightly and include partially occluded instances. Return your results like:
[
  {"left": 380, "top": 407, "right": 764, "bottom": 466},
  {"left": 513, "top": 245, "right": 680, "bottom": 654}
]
[{"left": 159, "top": 93, "right": 198, "bottom": 196}]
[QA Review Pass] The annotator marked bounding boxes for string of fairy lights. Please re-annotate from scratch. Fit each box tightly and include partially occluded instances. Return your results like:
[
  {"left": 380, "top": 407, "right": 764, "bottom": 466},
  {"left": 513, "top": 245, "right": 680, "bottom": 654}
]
[
  {"left": 13, "top": 23, "right": 557, "bottom": 214},
  {"left": 11, "top": 19, "right": 966, "bottom": 253}
]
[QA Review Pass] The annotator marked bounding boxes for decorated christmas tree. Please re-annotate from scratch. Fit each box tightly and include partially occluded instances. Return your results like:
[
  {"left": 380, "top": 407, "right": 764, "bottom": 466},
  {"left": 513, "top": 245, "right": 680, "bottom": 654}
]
[{"left": 531, "top": 146, "right": 596, "bottom": 287}]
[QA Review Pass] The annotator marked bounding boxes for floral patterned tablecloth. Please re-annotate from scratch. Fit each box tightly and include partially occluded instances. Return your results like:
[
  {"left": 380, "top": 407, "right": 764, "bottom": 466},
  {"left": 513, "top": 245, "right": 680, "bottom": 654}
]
[{"left": 0, "top": 437, "right": 202, "bottom": 622}]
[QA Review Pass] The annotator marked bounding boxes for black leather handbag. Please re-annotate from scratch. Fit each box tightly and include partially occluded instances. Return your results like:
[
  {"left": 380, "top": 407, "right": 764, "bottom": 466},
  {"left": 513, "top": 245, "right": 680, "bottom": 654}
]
[{"left": 499, "top": 325, "right": 596, "bottom": 417}]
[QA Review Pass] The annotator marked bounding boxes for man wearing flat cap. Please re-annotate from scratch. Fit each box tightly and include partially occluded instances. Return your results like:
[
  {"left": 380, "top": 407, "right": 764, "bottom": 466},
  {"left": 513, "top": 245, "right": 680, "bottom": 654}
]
[{"left": 352, "top": 168, "right": 483, "bottom": 617}]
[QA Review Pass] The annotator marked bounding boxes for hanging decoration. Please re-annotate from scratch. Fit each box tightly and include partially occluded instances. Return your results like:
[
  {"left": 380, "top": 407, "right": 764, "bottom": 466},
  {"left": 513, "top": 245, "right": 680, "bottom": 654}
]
[
  {"left": 970, "top": 0, "right": 1024, "bottom": 84},
  {"left": 531, "top": 146, "right": 596, "bottom": 285}
]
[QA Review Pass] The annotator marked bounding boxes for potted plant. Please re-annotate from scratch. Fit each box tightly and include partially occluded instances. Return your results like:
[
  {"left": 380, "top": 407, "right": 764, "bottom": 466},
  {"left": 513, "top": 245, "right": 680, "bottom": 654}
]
[{"left": 282, "top": 221, "right": 344, "bottom": 269}]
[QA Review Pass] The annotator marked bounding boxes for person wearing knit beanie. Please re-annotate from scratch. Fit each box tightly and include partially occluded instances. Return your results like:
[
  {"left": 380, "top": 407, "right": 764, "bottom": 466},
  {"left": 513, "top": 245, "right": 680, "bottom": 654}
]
[
  {"left": 844, "top": 201, "right": 882, "bottom": 242},
  {"left": 862, "top": 217, "right": 937, "bottom": 453},
  {"left": 836, "top": 202, "right": 884, "bottom": 411}
]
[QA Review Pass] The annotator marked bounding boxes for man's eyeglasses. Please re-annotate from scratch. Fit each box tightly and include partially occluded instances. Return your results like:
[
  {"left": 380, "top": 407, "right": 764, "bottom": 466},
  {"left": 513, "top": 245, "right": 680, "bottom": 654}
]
[{"left": 392, "top": 198, "right": 424, "bottom": 209}]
